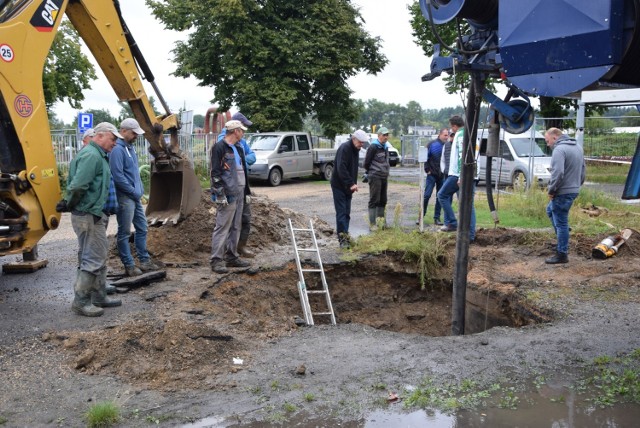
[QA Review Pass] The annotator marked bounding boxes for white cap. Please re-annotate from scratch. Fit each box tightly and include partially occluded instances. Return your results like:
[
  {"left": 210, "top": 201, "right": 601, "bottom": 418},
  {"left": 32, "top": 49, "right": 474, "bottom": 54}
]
[
  {"left": 352, "top": 129, "right": 370, "bottom": 143},
  {"left": 94, "top": 122, "right": 124, "bottom": 139},
  {"left": 225, "top": 119, "right": 248, "bottom": 131},
  {"left": 120, "top": 118, "right": 145, "bottom": 135},
  {"left": 82, "top": 128, "right": 95, "bottom": 140}
]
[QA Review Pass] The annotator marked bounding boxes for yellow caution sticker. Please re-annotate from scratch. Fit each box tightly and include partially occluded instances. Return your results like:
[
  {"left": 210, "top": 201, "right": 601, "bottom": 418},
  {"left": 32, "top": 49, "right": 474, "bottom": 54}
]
[{"left": 42, "top": 168, "right": 55, "bottom": 178}]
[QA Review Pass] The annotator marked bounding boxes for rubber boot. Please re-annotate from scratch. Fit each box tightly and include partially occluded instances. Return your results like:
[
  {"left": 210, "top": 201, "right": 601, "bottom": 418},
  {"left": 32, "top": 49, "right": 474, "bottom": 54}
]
[
  {"left": 368, "top": 208, "right": 377, "bottom": 231},
  {"left": 91, "top": 267, "right": 122, "bottom": 308},
  {"left": 376, "top": 207, "right": 387, "bottom": 229},
  {"left": 237, "top": 239, "right": 255, "bottom": 258},
  {"left": 71, "top": 270, "right": 104, "bottom": 317}
]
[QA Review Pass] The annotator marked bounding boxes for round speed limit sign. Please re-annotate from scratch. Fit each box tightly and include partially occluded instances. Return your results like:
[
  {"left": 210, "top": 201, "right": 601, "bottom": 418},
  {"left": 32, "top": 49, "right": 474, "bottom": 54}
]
[{"left": 0, "top": 44, "right": 15, "bottom": 63}]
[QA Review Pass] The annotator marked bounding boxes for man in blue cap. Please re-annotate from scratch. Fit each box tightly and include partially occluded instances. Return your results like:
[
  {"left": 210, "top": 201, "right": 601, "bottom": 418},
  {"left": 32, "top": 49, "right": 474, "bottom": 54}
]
[{"left": 217, "top": 112, "right": 256, "bottom": 257}]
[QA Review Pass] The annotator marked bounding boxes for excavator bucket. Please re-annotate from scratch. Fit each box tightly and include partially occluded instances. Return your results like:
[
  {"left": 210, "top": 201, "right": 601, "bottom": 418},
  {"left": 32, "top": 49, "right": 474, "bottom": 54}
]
[{"left": 146, "top": 157, "right": 202, "bottom": 226}]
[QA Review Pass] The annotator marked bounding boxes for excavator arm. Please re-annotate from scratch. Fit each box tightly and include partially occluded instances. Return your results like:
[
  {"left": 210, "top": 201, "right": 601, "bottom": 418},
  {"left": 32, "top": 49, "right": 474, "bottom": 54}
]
[{"left": 0, "top": 0, "right": 200, "bottom": 260}]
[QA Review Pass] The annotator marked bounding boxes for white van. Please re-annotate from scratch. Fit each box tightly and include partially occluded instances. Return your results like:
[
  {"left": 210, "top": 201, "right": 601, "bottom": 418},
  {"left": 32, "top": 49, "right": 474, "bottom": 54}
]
[{"left": 477, "top": 129, "right": 552, "bottom": 188}]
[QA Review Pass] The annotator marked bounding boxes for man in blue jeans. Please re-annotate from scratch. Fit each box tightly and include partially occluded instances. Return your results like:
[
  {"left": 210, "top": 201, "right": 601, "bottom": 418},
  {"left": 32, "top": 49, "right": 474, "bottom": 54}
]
[
  {"left": 419, "top": 128, "right": 448, "bottom": 226},
  {"left": 437, "top": 115, "right": 477, "bottom": 241},
  {"left": 544, "top": 127, "right": 585, "bottom": 264},
  {"left": 110, "top": 118, "right": 164, "bottom": 277}
]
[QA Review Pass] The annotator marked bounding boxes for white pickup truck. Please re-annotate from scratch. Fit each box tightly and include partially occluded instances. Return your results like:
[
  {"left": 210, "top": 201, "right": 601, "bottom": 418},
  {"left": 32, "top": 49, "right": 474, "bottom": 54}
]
[{"left": 247, "top": 132, "right": 336, "bottom": 186}]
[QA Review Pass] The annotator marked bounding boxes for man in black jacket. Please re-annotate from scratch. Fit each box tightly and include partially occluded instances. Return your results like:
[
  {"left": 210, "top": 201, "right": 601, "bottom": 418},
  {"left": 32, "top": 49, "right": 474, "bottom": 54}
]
[{"left": 331, "top": 129, "right": 369, "bottom": 248}]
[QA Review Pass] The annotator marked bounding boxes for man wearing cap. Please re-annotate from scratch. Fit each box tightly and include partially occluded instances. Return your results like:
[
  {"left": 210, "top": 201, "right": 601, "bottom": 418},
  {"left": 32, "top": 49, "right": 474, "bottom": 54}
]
[
  {"left": 81, "top": 128, "right": 95, "bottom": 147},
  {"left": 210, "top": 119, "right": 252, "bottom": 273},
  {"left": 331, "top": 129, "right": 369, "bottom": 248},
  {"left": 363, "top": 126, "right": 391, "bottom": 230},
  {"left": 56, "top": 122, "right": 122, "bottom": 316},
  {"left": 217, "top": 112, "right": 256, "bottom": 258},
  {"left": 110, "top": 118, "right": 163, "bottom": 277}
]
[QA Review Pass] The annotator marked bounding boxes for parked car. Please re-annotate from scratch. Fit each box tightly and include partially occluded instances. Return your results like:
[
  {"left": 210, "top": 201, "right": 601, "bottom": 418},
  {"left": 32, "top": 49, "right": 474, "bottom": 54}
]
[
  {"left": 247, "top": 132, "right": 336, "bottom": 186},
  {"left": 477, "top": 129, "right": 551, "bottom": 188}
]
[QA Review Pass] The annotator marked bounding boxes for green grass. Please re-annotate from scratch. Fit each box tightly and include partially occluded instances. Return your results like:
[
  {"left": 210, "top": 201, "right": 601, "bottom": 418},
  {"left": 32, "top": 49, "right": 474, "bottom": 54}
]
[
  {"left": 85, "top": 401, "right": 120, "bottom": 428},
  {"left": 576, "top": 349, "right": 640, "bottom": 408},
  {"left": 587, "top": 162, "right": 631, "bottom": 184}
]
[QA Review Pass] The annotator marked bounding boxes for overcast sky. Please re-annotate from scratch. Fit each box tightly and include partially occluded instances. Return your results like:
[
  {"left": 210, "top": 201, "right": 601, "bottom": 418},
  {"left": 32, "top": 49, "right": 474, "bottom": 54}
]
[{"left": 53, "top": 0, "right": 464, "bottom": 124}]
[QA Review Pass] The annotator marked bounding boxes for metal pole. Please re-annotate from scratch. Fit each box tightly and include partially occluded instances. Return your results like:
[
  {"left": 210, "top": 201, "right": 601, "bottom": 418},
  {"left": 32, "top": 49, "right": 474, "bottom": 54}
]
[
  {"left": 576, "top": 100, "right": 585, "bottom": 147},
  {"left": 451, "top": 73, "right": 485, "bottom": 336}
]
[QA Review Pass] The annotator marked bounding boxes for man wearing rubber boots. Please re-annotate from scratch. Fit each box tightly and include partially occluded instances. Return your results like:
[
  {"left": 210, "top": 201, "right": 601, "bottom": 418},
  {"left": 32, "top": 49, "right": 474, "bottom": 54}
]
[
  {"left": 210, "top": 120, "right": 252, "bottom": 273},
  {"left": 56, "top": 122, "right": 122, "bottom": 317}
]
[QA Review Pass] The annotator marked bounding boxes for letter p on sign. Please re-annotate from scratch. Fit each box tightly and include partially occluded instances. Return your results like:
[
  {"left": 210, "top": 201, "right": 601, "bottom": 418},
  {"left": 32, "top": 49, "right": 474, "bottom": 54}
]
[{"left": 78, "top": 113, "right": 93, "bottom": 132}]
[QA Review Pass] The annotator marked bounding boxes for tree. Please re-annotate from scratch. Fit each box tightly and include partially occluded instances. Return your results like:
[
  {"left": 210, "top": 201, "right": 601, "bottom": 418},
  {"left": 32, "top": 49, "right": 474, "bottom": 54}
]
[
  {"left": 44, "top": 20, "right": 97, "bottom": 110},
  {"left": 148, "top": 0, "right": 387, "bottom": 138},
  {"left": 69, "top": 109, "right": 118, "bottom": 128}
]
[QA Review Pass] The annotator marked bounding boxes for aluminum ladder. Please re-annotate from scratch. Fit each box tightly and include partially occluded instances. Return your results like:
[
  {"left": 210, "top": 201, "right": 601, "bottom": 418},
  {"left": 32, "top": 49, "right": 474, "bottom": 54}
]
[{"left": 288, "top": 218, "right": 336, "bottom": 326}]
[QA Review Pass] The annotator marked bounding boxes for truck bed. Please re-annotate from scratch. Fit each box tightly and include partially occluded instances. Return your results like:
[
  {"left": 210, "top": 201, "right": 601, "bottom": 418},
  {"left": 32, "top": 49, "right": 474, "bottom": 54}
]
[{"left": 313, "top": 148, "right": 337, "bottom": 163}]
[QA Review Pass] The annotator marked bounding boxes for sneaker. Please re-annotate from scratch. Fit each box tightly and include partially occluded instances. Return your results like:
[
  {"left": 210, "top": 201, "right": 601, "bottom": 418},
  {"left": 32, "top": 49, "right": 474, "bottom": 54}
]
[
  {"left": 226, "top": 257, "right": 250, "bottom": 268},
  {"left": 211, "top": 260, "right": 228, "bottom": 274},
  {"left": 124, "top": 265, "right": 142, "bottom": 277},
  {"left": 440, "top": 225, "right": 456, "bottom": 232},
  {"left": 339, "top": 240, "right": 351, "bottom": 249},
  {"left": 139, "top": 261, "right": 158, "bottom": 272},
  {"left": 434, "top": 219, "right": 444, "bottom": 226}
]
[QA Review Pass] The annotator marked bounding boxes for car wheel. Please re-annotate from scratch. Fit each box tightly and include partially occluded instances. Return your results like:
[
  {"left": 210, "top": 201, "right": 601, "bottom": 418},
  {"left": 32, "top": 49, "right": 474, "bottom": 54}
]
[
  {"left": 322, "top": 164, "right": 334, "bottom": 181},
  {"left": 511, "top": 171, "right": 527, "bottom": 191},
  {"left": 389, "top": 160, "right": 397, "bottom": 167},
  {"left": 268, "top": 168, "right": 282, "bottom": 187}
]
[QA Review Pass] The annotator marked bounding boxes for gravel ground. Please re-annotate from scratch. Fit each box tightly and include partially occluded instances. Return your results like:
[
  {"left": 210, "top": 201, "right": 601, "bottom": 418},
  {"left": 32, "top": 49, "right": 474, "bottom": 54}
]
[{"left": 0, "top": 174, "right": 639, "bottom": 427}]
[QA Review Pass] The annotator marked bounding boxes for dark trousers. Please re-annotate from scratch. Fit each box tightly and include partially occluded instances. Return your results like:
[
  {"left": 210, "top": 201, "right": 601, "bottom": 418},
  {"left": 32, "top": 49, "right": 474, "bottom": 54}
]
[
  {"left": 239, "top": 198, "right": 251, "bottom": 243},
  {"left": 332, "top": 186, "right": 352, "bottom": 241},
  {"left": 368, "top": 176, "right": 388, "bottom": 209}
]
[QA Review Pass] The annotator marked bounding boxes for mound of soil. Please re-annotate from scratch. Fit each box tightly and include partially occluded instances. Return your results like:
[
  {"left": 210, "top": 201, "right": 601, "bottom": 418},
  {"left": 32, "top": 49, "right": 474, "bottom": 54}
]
[{"left": 145, "top": 192, "right": 333, "bottom": 264}]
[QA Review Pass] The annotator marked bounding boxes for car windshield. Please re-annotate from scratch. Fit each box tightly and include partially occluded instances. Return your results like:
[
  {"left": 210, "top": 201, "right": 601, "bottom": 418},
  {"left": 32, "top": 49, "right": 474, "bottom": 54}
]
[
  {"left": 510, "top": 138, "right": 548, "bottom": 157},
  {"left": 249, "top": 135, "right": 280, "bottom": 151}
]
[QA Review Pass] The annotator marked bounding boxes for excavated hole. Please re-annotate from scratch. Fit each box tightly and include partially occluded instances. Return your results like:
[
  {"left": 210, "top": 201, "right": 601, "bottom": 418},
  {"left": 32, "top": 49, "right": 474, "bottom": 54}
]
[{"left": 319, "top": 265, "right": 541, "bottom": 336}]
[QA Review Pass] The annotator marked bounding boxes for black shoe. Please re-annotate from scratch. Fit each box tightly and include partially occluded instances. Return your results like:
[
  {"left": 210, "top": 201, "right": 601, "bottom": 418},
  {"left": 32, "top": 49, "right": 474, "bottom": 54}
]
[
  {"left": 545, "top": 253, "right": 568, "bottom": 264},
  {"left": 226, "top": 257, "right": 250, "bottom": 268},
  {"left": 339, "top": 240, "right": 351, "bottom": 249},
  {"left": 434, "top": 219, "right": 443, "bottom": 226},
  {"left": 440, "top": 225, "right": 456, "bottom": 232},
  {"left": 211, "top": 260, "right": 228, "bottom": 273}
]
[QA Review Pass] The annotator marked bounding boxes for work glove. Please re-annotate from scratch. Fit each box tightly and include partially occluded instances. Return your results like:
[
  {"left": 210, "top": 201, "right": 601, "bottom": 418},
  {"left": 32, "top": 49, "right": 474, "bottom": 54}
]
[
  {"left": 55, "top": 200, "right": 69, "bottom": 212},
  {"left": 211, "top": 187, "right": 228, "bottom": 206},
  {"left": 362, "top": 173, "right": 369, "bottom": 183}
]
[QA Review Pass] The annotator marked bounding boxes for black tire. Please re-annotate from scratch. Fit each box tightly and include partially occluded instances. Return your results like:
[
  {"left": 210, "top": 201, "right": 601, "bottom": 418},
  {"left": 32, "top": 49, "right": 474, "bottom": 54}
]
[
  {"left": 322, "top": 164, "right": 334, "bottom": 181},
  {"left": 511, "top": 171, "right": 527, "bottom": 190},
  {"left": 268, "top": 168, "right": 282, "bottom": 187},
  {"left": 389, "top": 160, "right": 397, "bottom": 167}
]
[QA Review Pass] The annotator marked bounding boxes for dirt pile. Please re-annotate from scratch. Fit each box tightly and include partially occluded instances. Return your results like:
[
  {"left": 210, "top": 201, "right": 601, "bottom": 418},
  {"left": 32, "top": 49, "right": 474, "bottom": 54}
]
[{"left": 145, "top": 192, "right": 333, "bottom": 264}]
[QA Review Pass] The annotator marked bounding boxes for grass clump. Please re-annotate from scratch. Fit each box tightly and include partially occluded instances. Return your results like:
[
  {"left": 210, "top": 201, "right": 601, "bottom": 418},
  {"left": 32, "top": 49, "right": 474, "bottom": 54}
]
[
  {"left": 576, "top": 349, "right": 640, "bottom": 408},
  {"left": 404, "top": 377, "right": 498, "bottom": 412},
  {"left": 85, "top": 401, "right": 120, "bottom": 428}
]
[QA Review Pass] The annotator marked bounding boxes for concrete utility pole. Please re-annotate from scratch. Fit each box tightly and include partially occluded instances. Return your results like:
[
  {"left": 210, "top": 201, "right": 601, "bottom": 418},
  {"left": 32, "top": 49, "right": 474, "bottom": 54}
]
[{"left": 451, "top": 73, "right": 485, "bottom": 336}]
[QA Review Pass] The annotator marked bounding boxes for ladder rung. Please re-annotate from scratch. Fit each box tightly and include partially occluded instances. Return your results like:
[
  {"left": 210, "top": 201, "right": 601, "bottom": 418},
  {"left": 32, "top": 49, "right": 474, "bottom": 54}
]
[
  {"left": 291, "top": 228, "right": 312, "bottom": 232},
  {"left": 306, "top": 290, "right": 327, "bottom": 294},
  {"left": 301, "top": 268, "right": 322, "bottom": 272},
  {"left": 312, "top": 312, "right": 333, "bottom": 316},
  {"left": 298, "top": 248, "right": 318, "bottom": 252}
]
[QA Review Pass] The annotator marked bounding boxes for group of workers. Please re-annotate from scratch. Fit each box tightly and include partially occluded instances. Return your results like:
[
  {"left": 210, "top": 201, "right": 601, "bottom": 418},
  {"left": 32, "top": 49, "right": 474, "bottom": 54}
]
[
  {"left": 332, "top": 115, "right": 586, "bottom": 265},
  {"left": 57, "top": 111, "right": 584, "bottom": 317}
]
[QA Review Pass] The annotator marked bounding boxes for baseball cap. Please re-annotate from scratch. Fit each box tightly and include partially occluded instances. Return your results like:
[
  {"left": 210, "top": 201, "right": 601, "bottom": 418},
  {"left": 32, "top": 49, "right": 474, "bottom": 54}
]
[
  {"left": 225, "top": 119, "right": 248, "bottom": 131},
  {"left": 120, "top": 118, "right": 145, "bottom": 135},
  {"left": 377, "top": 126, "right": 389, "bottom": 135},
  {"left": 231, "top": 112, "right": 253, "bottom": 127},
  {"left": 82, "top": 128, "right": 95, "bottom": 140},
  {"left": 352, "top": 129, "right": 370, "bottom": 143},
  {"left": 93, "top": 122, "right": 123, "bottom": 139}
]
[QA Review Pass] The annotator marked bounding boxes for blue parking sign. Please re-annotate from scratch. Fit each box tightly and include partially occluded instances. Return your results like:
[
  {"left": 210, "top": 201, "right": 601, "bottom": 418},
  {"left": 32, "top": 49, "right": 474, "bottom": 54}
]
[{"left": 78, "top": 113, "right": 93, "bottom": 132}]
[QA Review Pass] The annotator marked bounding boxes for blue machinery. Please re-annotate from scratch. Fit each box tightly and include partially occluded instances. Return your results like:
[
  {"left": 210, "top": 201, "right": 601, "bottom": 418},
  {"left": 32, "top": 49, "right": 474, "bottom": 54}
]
[{"left": 419, "top": 0, "right": 640, "bottom": 334}]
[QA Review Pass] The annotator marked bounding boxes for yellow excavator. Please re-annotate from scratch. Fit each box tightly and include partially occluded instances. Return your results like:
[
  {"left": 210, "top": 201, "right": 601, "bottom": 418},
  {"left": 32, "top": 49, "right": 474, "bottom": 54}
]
[{"left": 0, "top": 0, "right": 201, "bottom": 268}]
